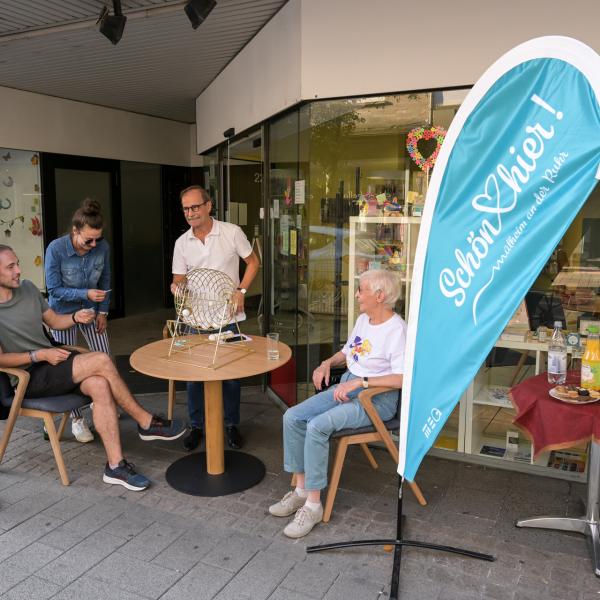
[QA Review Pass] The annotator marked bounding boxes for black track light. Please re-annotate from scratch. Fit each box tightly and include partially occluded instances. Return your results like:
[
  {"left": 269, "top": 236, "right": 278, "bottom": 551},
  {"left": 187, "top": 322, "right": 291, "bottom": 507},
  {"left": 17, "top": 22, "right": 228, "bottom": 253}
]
[
  {"left": 98, "top": 0, "right": 127, "bottom": 45},
  {"left": 185, "top": 0, "right": 217, "bottom": 30}
]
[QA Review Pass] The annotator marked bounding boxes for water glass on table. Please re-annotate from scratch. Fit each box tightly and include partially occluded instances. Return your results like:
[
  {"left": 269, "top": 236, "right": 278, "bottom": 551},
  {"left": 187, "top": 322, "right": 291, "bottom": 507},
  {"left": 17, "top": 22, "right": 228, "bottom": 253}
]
[{"left": 267, "top": 333, "right": 279, "bottom": 360}]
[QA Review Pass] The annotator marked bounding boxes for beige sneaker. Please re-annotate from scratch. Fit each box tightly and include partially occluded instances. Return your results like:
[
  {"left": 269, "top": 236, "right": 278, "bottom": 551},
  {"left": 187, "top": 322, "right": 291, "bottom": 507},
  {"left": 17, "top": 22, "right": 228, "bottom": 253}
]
[
  {"left": 283, "top": 504, "right": 323, "bottom": 538},
  {"left": 268, "top": 490, "right": 306, "bottom": 517},
  {"left": 72, "top": 418, "right": 94, "bottom": 443}
]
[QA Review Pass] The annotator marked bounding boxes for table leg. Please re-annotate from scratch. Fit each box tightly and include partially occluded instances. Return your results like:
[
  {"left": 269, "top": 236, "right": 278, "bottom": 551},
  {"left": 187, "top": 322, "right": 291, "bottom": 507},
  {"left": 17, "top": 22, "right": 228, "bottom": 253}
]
[
  {"left": 204, "top": 380, "right": 224, "bottom": 475},
  {"left": 516, "top": 440, "right": 600, "bottom": 576},
  {"left": 165, "top": 378, "right": 266, "bottom": 497}
]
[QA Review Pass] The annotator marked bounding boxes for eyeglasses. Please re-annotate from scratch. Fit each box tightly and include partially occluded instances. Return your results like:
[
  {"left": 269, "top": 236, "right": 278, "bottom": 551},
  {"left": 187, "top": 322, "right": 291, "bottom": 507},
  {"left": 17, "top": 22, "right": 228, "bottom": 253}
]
[
  {"left": 182, "top": 201, "right": 209, "bottom": 214},
  {"left": 80, "top": 235, "right": 103, "bottom": 246}
]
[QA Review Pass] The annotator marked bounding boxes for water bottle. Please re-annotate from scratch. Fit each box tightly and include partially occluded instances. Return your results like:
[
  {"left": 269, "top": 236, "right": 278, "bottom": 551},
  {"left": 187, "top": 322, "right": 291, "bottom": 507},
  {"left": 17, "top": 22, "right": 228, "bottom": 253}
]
[{"left": 547, "top": 320, "right": 567, "bottom": 385}]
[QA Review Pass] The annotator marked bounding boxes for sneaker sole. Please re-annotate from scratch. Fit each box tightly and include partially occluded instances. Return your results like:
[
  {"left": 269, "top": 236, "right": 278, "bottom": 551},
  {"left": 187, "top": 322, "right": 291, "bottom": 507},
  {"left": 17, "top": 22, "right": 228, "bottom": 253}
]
[
  {"left": 283, "top": 519, "right": 322, "bottom": 538},
  {"left": 269, "top": 505, "right": 303, "bottom": 517},
  {"left": 102, "top": 473, "right": 149, "bottom": 492},
  {"left": 138, "top": 429, "right": 186, "bottom": 442},
  {"left": 74, "top": 435, "right": 94, "bottom": 443}
]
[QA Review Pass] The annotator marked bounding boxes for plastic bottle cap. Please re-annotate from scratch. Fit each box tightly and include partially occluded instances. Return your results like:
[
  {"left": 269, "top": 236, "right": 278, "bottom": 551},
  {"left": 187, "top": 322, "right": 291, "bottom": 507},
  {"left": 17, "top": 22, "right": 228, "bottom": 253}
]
[{"left": 554, "top": 321, "right": 562, "bottom": 328}]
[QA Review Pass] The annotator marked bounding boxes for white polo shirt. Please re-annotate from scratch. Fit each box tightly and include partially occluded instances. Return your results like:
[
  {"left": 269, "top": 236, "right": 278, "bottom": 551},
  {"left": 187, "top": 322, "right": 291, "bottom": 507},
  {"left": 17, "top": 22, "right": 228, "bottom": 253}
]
[{"left": 172, "top": 219, "right": 253, "bottom": 322}]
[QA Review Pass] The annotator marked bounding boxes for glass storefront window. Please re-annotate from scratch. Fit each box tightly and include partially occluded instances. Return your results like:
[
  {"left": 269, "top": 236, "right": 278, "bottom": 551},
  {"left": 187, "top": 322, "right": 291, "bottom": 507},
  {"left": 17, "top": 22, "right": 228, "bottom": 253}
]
[
  {"left": 531, "top": 185, "right": 600, "bottom": 335},
  {"left": 301, "top": 92, "right": 466, "bottom": 398},
  {"left": 0, "top": 148, "right": 44, "bottom": 289},
  {"left": 206, "top": 86, "right": 600, "bottom": 408},
  {"left": 202, "top": 150, "right": 220, "bottom": 219}
]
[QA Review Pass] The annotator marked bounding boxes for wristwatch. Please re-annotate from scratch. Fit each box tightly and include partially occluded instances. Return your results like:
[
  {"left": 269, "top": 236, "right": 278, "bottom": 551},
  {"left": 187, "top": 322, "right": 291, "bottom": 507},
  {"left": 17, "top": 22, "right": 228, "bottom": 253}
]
[
  {"left": 362, "top": 377, "right": 369, "bottom": 389},
  {"left": 236, "top": 287, "right": 247, "bottom": 295}
]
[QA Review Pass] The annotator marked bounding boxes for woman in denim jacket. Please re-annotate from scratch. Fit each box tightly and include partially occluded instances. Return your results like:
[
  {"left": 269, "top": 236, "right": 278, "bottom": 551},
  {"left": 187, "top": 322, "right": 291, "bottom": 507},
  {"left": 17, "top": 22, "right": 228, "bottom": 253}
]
[{"left": 44, "top": 198, "right": 111, "bottom": 443}]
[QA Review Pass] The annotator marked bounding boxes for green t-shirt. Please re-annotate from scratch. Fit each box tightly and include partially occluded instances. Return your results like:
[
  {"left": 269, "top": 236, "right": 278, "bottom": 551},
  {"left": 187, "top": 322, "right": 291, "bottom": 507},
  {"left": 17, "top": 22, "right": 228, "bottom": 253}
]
[{"left": 0, "top": 280, "right": 54, "bottom": 354}]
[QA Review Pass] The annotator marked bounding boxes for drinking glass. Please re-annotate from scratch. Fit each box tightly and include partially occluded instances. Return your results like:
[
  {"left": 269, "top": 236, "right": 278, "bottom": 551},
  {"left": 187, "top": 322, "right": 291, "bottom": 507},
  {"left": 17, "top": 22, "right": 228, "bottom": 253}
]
[{"left": 267, "top": 332, "right": 280, "bottom": 360}]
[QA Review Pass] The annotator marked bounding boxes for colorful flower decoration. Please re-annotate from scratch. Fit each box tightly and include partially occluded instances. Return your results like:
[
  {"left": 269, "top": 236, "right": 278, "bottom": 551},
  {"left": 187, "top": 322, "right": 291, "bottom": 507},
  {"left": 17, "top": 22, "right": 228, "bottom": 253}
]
[
  {"left": 29, "top": 216, "right": 42, "bottom": 236},
  {"left": 406, "top": 126, "right": 447, "bottom": 171}
]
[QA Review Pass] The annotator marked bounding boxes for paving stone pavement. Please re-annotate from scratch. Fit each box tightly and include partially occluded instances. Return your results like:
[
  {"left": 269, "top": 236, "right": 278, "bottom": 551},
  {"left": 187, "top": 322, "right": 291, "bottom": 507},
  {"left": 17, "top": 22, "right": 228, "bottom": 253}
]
[{"left": 0, "top": 388, "right": 599, "bottom": 599}]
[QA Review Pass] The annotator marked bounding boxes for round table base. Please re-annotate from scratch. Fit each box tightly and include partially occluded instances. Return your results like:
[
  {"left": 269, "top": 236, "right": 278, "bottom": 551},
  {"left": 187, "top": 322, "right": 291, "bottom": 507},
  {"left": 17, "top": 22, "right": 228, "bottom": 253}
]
[{"left": 165, "top": 451, "right": 266, "bottom": 496}]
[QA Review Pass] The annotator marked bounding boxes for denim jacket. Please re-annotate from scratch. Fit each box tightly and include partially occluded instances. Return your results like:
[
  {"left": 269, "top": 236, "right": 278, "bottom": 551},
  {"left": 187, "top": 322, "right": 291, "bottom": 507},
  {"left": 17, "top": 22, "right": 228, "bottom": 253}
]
[{"left": 45, "top": 234, "right": 111, "bottom": 314}]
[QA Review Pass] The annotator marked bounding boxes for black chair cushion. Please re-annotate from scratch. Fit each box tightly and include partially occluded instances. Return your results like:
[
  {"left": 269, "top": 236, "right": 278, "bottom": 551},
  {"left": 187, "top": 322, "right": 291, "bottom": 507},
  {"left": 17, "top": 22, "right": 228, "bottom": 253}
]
[
  {"left": 317, "top": 368, "right": 401, "bottom": 438},
  {"left": 332, "top": 417, "right": 399, "bottom": 439},
  {"left": 0, "top": 372, "right": 90, "bottom": 414}
]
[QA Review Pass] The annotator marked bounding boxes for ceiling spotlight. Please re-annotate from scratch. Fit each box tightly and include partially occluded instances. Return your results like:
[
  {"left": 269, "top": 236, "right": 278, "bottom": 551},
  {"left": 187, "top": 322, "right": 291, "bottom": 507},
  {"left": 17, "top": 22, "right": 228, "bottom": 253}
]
[
  {"left": 98, "top": 0, "right": 127, "bottom": 45},
  {"left": 185, "top": 0, "right": 217, "bottom": 29}
]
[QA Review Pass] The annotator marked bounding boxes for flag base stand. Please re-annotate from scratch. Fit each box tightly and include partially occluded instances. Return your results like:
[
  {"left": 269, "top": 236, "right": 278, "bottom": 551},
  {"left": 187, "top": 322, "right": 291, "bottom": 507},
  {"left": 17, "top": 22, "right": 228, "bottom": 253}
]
[{"left": 307, "top": 476, "right": 495, "bottom": 599}]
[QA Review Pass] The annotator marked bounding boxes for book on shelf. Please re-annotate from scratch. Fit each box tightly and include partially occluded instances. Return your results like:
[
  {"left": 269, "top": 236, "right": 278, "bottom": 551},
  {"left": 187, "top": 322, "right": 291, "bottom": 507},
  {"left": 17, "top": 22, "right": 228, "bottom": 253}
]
[
  {"left": 480, "top": 445, "right": 506, "bottom": 457},
  {"left": 547, "top": 449, "right": 587, "bottom": 473},
  {"left": 435, "top": 435, "right": 458, "bottom": 451},
  {"left": 511, "top": 449, "right": 532, "bottom": 463}
]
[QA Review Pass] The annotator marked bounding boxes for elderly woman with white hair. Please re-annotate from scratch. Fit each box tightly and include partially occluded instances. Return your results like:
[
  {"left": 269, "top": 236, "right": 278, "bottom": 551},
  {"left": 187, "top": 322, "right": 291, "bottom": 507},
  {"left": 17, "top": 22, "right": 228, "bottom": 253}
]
[{"left": 269, "top": 269, "right": 406, "bottom": 538}]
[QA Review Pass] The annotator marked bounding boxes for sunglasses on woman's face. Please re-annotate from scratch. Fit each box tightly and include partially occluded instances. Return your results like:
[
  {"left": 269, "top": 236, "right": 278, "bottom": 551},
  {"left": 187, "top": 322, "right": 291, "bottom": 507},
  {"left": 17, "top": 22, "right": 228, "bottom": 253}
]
[{"left": 80, "top": 234, "right": 103, "bottom": 246}]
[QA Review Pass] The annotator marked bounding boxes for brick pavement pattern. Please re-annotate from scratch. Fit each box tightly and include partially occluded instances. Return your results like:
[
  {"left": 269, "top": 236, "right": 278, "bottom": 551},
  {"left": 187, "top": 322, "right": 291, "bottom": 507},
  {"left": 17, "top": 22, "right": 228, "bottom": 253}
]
[{"left": 0, "top": 389, "right": 598, "bottom": 599}]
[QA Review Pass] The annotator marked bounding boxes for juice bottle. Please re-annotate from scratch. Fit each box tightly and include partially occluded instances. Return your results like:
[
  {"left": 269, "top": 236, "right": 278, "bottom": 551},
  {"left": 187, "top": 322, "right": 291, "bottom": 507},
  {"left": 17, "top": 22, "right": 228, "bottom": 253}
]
[{"left": 581, "top": 326, "right": 600, "bottom": 390}]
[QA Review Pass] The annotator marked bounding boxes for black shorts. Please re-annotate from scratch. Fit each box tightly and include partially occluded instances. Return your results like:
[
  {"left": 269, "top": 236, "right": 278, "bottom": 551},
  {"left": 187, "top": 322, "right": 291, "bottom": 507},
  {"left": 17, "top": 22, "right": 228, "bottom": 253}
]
[{"left": 25, "top": 353, "right": 81, "bottom": 398}]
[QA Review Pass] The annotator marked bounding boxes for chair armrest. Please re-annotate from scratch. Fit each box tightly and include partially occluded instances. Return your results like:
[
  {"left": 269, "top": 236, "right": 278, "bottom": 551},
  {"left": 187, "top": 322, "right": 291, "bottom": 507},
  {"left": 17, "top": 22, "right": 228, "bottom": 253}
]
[
  {"left": 61, "top": 345, "right": 89, "bottom": 354},
  {"left": 0, "top": 366, "right": 30, "bottom": 415},
  {"left": 358, "top": 386, "right": 400, "bottom": 463}
]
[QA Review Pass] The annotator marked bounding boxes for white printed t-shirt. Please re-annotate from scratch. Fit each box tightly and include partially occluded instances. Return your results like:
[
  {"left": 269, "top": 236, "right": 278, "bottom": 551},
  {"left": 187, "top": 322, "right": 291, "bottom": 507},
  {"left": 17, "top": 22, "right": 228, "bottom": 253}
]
[
  {"left": 342, "top": 312, "right": 407, "bottom": 377},
  {"left": 172, "top": 219, "right": 253, "bottom": 322}
]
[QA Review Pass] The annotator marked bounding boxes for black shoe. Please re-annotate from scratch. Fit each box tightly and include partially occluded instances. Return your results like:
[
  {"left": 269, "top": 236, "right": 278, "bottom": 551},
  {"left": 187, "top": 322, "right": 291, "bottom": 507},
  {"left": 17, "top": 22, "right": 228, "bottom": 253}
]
[
  {"left": 138, "top": 415, "right": 186, "bottom": 441},
  {"left": 183, "top": 427, "right": 202, "bottom": 451},
  {"left": 226, "top": 425, "right": 243, "bottom": 450}
]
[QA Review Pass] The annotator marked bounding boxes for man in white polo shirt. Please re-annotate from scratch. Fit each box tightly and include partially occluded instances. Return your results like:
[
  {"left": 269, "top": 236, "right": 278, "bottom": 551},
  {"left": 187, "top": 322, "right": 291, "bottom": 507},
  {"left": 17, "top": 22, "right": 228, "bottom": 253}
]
[{"left": 171, "top": 185, "right": 259, "bottom": 451}]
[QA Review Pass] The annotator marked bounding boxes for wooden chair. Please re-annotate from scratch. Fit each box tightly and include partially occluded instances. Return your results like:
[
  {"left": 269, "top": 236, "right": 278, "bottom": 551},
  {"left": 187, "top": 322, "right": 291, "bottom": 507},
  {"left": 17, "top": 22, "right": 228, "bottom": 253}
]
[
  {"left": 323, "top": 386, "right": 427, "bottom": 522},
  {"left": 0, "top": 352, "right": 91, "bottom": 486}
]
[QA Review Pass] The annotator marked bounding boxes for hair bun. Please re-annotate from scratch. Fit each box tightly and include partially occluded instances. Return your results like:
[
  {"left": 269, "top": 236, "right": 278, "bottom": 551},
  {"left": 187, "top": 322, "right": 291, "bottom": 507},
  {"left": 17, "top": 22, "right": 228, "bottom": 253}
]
[{"left": 81, "top": 198, "right": 102, "bottom": 215}]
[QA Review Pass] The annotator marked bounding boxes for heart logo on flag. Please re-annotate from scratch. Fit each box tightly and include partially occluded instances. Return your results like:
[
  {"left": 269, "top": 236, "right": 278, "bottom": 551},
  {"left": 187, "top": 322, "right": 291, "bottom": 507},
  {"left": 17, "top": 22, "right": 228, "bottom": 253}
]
[{"left": 406, "top": 126, "right": 447, "bottom": 171}]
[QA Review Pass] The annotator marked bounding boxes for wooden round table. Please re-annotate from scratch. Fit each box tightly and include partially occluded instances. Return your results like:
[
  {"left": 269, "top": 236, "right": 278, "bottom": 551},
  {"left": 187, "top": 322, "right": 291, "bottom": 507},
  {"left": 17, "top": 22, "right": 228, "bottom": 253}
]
[{"left": 130, "top": 334, "right": 291, "bottom": 496}]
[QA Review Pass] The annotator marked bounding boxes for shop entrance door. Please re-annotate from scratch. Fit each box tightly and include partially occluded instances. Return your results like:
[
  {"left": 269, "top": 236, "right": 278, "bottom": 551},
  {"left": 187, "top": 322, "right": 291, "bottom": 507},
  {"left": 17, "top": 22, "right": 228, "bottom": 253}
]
[{"left": 224, "top": 129, "right": 264, "bottom": 338}]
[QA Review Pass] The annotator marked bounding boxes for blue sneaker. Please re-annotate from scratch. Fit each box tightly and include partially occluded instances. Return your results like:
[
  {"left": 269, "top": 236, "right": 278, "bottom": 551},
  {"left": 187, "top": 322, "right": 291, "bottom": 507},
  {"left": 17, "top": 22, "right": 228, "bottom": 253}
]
[
  {"left": 103, "top": 460, "right": 150, "bottom": 492},
  {"left": 138, "top": 415, "right": 186, "bottom": 441}
]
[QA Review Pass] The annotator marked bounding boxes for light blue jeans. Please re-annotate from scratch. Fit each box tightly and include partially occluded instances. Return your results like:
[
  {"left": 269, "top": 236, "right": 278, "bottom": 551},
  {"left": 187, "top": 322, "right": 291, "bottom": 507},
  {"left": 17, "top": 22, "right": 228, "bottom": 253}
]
[{"left": 283, "top": 371, "right": 399, "bottom": 490}]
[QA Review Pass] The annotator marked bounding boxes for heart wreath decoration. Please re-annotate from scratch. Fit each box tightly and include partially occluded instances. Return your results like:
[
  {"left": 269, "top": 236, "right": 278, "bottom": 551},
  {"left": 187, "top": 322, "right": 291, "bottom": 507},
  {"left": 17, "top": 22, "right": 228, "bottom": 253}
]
[{"left": 406, "top": 126, "right": 447, "bottom": 171}]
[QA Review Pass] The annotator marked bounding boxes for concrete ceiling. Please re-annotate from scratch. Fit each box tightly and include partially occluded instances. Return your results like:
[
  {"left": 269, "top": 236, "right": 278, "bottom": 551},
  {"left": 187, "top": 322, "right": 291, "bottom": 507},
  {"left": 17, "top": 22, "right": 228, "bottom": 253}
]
[{"left": 0, "top": 0, "right": 288, "bottom": 123}]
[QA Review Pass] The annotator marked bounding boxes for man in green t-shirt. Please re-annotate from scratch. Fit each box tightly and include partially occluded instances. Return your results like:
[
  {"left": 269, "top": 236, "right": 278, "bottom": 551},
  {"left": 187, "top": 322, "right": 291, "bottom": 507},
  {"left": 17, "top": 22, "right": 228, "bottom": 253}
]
[{"left": 0, "top": 245, "right": 186, "bottom": 492}]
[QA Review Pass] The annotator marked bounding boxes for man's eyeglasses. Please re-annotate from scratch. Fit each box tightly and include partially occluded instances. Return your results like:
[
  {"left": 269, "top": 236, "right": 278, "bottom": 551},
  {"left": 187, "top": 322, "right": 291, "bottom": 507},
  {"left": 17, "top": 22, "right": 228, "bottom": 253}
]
[
  {"left": 182, "top": 201, "right": 209, "bottom": 214},
  {"left": 80, "top": 235, "right": 103, "bottom": 246}
]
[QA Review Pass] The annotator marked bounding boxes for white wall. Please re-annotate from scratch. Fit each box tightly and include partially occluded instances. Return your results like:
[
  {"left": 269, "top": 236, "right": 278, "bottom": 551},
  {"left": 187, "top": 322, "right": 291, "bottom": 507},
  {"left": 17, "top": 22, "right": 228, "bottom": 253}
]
[
  {"left": 300, "top": 0, "right": 600, "bottom": 101},
  {"left": 195, "top": 0, "right": 302, "bottom": 153},
  {"left": 0, "top": 86, "right": 195, "bottom": 166},
  {"left": 196, "top": 0, "right": 600, "bottom": 153}
]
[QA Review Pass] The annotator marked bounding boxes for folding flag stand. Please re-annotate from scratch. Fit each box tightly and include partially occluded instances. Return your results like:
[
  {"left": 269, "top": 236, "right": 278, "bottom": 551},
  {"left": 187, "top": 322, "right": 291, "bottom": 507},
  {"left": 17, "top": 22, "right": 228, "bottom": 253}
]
[{"left": 307, "top": 476, "right": 494, "bottom": 599}]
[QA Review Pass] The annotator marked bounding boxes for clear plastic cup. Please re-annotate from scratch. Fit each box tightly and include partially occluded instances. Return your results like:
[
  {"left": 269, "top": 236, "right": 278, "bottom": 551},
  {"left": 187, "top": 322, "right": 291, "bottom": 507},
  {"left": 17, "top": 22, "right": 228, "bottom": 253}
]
[{"left": 267, "top": 332, "right": 279, "bottom": 360}]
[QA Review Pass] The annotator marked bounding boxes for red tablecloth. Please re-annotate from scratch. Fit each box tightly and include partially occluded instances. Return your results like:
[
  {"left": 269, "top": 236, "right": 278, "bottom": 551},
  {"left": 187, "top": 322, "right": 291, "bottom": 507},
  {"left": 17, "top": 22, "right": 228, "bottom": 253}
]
[{"left": 511, "top": 371, "right": 600, "bottom": 457}]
